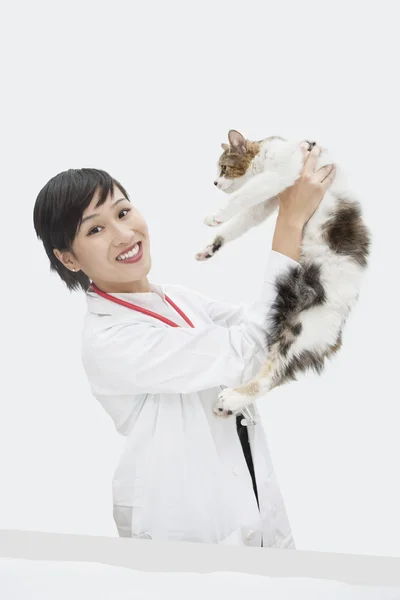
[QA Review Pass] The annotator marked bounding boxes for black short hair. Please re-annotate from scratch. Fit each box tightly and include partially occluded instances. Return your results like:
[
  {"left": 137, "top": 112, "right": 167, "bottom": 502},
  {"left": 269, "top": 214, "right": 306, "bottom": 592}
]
[{"left": 33, "top": 168, "right": 130, "bottom": 292}]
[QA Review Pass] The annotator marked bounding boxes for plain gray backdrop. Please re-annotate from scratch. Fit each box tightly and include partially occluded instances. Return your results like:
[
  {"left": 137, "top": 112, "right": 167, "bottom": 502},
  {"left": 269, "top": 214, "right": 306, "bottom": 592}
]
[{"left": 1, "top": 0, "right": 399, "bottom": 558}]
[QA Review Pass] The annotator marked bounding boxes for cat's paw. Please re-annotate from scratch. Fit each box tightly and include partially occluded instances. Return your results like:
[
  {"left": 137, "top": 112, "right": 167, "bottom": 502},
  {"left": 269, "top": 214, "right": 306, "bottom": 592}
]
[
  {"left": 195, "top": 236, "right": 224, "bottom": 261},
  {"left": 195, "top": 245, "right": 215, "bottom": 261},
  {"left": 204, "top": 214, "right": 223, "bottom": 227},
  {"left": 213, "top": 388, "right": 251, "bottom": 417}
]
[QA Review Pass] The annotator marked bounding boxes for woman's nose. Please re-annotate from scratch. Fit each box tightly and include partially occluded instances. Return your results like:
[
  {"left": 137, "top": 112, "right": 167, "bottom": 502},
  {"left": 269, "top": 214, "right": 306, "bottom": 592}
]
[{"left": 112, "top": 222, "right": 134, "bottom": 243}]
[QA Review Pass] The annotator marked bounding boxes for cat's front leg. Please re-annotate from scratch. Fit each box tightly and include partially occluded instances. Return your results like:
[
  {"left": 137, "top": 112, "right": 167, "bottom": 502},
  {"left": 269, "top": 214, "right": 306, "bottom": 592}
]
[
  {"left": 205, "top": 155, "right": 302, "bottom": 226},
  {"left": 204, "top": 214, "right": 224, "bottom": 227},
  {"left": 197, "top": 199, "right": 278, "bottom": 261}
]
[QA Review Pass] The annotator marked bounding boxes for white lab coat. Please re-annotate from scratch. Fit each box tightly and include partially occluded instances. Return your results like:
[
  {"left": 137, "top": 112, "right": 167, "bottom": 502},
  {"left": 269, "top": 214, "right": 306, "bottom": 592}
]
[{"left": 81, "top": 250, "right": 298, "bottom": 548}]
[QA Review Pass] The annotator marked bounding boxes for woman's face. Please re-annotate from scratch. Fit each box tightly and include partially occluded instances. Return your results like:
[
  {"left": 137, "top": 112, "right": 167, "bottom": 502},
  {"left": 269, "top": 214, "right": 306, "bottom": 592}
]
[{"left": 57, "top": 187, "right": 152, "bottom": 292}]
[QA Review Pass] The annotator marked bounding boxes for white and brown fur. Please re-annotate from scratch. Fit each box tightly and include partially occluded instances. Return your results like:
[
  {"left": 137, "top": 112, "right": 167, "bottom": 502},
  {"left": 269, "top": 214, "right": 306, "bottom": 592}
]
[{"left": 196, "top": 130, "right": 371, "bottom": 416}]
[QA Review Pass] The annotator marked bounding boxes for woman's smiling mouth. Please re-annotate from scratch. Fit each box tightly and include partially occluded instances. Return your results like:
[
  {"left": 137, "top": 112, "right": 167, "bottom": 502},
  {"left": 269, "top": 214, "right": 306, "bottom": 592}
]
[{"left": 116, "top": 241, "right": 143, "bottom": 263}]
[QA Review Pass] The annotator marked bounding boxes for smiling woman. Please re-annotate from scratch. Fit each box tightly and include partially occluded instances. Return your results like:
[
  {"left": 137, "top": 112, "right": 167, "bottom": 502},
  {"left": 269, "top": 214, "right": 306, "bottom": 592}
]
[
  {"left": 33, "top": 170, "right": 152, "bottom": 294},
  {"left": 63, "top": 191, "right": 152, "bottom": 294},
  {"left": 32, "top": 157, "right": 334, "bottom": 547}
]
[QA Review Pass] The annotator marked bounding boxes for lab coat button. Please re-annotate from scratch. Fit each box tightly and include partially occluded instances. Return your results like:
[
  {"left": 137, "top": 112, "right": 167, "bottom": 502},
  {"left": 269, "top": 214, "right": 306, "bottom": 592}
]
[{"left": 232, "top": 465, "right": 241, "bottom": 476}]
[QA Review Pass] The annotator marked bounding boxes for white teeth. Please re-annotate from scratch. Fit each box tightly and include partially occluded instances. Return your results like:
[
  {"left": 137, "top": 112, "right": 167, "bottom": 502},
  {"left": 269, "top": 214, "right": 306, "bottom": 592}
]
[{"left": 117, "top": 243, "right": 140, "bottom": 261}]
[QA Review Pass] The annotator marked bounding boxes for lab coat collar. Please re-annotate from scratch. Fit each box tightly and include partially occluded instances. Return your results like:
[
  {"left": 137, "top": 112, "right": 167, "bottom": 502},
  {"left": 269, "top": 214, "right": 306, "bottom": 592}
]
[{"left": 86, "top": 281, "right": 167, "bottom": 316}]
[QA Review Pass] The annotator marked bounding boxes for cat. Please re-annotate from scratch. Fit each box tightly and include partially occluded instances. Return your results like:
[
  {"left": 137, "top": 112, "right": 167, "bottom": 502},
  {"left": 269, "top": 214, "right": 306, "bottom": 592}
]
[{"left": 195, "top": 130, "right": 371, "bottom": 417}]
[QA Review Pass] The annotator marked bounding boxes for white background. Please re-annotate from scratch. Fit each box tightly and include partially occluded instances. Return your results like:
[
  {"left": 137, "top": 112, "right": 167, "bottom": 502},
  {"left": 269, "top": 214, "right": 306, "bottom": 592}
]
[{"left": 1, "top": 0, "right": 399, "bottom": 558}]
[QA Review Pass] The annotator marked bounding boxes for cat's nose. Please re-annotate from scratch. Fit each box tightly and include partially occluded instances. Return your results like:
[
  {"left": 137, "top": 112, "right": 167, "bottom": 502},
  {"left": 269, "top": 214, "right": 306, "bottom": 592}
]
[{"left": 214, "top": 181, "right": 218, "bottom": 186}]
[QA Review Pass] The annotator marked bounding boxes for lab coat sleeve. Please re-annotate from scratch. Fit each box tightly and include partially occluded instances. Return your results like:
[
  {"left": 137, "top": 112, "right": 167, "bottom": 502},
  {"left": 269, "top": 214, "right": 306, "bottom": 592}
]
[
  {"left": 189, "top": 251, "right": 300, "bottom": 329},
  {"left": 82, "top": 251, "right": 300, "bottom": 397}
]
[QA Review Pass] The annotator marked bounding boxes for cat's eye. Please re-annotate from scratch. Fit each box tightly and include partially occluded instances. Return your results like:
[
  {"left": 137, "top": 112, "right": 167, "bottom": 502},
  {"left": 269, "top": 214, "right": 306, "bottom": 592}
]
[{"left": 220, "top": 166, "right": 227, "bottom": 175}]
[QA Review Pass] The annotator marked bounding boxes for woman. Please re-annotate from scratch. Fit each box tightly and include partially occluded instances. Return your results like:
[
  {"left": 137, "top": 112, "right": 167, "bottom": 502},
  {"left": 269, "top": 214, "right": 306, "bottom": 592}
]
[{"left": 33, "top": 142, "right": 335, "bottom": 548}]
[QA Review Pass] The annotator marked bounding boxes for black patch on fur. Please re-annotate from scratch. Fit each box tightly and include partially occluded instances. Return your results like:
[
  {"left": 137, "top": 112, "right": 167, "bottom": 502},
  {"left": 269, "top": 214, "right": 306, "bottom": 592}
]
[
  {"left": 300, "top": 262, "right": 326, "bottom": 308},
  {"left": 290, "top": 322, "right": 303, "bottom": 336},
  {"left": 323, "top": 199, "right": 371, "bottom": 268},
  {"left": 212, "top": 236, "right": 223, "bottom": 253},
  {"left": 280, "top": 341, "right": 292, "bottom": 358},
  {"left": 266, "top": 261, "right": 326, "bottom": 358},
  {"left": 202, "top": 236, "right": 224, "bottom": 260},
  {"left": 278, "top": 349, "right": 325, "bottom": 384},
  {"left": 273, "top": 333, "right": 343, "bottom": 387}
]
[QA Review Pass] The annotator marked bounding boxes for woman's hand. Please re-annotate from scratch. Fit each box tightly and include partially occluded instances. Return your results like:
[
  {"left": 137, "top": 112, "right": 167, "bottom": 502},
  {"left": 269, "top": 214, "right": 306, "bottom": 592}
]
[
  {"left": 278, "top": 143, "right": 336, "bottom": 228},
  {"left": 272, "top": 142, "right": 336, "bottom": 261}
]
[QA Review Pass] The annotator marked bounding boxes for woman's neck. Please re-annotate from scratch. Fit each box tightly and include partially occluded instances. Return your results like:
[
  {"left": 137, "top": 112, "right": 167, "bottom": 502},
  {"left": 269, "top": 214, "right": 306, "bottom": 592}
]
[{"left": 93, "top": 277, "right": 151, "bottom": 294}]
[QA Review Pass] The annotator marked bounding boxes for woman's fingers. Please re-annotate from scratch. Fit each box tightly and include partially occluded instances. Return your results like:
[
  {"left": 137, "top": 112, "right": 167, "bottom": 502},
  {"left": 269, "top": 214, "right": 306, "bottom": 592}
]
[
  {"left": 303, "top": 144, "right": 322, "bottom": 174},
  {"left": 318, "top": 164, "right": 336, "bottom": 189},
  {"left": 299, "top": 143, "right": 336, "bottom": 192},
  {"left": 300, "top": 143, "right": 310, "bottom": 162}
]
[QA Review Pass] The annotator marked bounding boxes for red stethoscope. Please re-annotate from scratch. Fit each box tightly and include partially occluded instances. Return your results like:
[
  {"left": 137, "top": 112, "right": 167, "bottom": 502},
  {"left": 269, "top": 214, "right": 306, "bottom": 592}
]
[
  {"left": 90, "top": 282, "right": 256, "bottom": 426},
  {"left": 91, "top": 282, "right": 195, "bottom": 328}
]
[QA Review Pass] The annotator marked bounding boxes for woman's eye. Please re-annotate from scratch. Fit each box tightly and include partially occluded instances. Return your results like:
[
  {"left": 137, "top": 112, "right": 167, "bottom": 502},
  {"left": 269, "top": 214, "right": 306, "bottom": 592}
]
[
  {"left": 88, "top": 226, "right": 102, "bottom": 236},
  {"left": 87, "top": 208, "right": 130, "bottom": 235}
]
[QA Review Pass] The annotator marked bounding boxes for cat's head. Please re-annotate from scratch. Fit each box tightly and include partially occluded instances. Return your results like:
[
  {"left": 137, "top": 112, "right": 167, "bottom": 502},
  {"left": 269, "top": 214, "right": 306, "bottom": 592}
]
[{"left": 214, "top": 130, "right": 286, "bottom": 193}]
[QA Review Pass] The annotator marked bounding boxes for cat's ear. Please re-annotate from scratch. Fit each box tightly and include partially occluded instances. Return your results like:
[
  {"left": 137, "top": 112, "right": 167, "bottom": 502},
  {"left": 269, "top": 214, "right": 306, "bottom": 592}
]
[
  {"left": 221, "top": 143, "right": 229, "bottom": 151},
  {"left": 228, "top": 130, "right": 247, "bottom": 154}
]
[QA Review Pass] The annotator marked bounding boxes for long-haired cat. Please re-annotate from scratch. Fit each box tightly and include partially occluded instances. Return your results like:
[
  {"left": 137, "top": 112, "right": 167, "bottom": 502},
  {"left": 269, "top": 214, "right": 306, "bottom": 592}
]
[{"left": 196, "top": 130, "right": 371, "bottom": 416}]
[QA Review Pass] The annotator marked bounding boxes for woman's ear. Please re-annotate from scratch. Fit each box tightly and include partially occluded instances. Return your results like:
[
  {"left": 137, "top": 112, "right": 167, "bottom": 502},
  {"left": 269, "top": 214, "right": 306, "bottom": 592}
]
[{"left": 53, "top": 248, "right": 80, "bottom": 273}]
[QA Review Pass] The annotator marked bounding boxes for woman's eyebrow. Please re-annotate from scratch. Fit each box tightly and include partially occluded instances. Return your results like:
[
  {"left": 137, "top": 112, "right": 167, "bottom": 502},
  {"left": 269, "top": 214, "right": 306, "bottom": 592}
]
[{"left": 79, "top": 198, "right": 128, "bottom": 226}]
